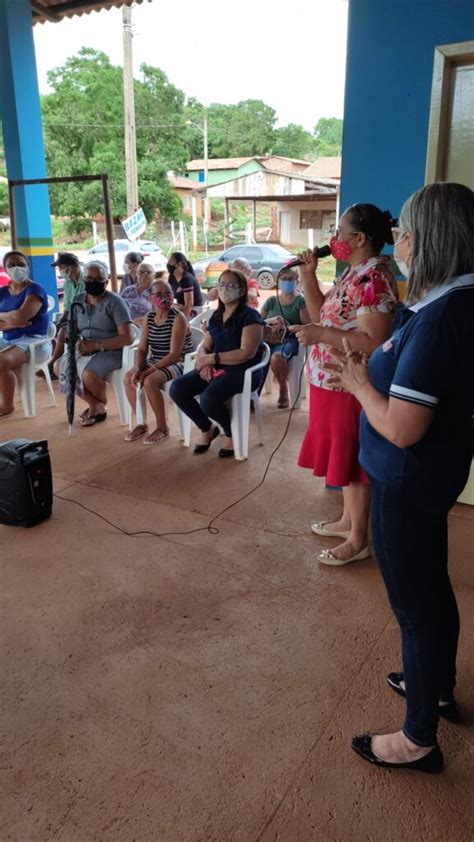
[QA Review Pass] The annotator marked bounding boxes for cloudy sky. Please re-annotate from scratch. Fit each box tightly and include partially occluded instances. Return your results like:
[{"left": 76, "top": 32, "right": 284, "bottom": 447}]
[{"left": 33, "top": 0, "right": 348, "bottom": 131}]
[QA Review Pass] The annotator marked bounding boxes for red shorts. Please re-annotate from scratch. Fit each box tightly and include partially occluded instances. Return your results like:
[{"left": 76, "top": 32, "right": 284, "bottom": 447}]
[{"left": 298, "top": 384, "right": 368, "bottom": 486}]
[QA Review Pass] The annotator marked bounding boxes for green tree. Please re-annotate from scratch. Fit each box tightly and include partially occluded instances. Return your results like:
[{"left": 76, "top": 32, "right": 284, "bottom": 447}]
[
  {"left": 313, "top": 117, "right": 343, "bottom": 157},
  {"left": 41, "top": 48, "right": 185, "bottom": 230},
  {"left": 271, "top": 123, "right": 315, "bottom": 159}
]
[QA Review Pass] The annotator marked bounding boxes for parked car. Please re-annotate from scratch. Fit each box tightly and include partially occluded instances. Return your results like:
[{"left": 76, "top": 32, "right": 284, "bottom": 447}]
[
  {"left": 86, "top": 239, "right": 167, "bottom": 275},
  {"left": 194, "top": 243, "right": 297, "bottom": 290}
]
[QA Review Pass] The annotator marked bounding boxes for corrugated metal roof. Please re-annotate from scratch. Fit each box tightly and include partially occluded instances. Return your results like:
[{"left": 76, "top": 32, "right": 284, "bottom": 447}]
[{"left": 31, "top": 0, "right": 146, "bottom": 25}]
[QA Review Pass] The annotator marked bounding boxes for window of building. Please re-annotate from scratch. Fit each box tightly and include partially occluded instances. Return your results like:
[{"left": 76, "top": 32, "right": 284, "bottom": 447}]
[{"left": 300, "top": 210, "right": 323, "bottom": 229}]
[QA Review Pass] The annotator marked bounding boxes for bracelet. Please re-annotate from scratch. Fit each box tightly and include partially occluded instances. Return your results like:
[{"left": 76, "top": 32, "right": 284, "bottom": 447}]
[{"left": 214, "top": 352, "right": 220, "bottom": 367}]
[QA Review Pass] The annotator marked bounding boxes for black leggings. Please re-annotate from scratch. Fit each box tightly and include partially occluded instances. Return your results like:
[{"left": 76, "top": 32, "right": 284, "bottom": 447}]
[{"left": 169, "top": 368, "right": 262, "bottom": 438}]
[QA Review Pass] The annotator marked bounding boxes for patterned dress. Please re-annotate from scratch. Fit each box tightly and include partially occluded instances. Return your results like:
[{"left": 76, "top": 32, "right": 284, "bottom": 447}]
[{"left": 306, "top": 255, "right": 398, "bottom": 390}]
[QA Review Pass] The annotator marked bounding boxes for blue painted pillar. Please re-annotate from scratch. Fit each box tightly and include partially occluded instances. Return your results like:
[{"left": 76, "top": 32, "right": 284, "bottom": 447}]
[{"left": 0, "top": 0, "right": 57, "bottom": 306}]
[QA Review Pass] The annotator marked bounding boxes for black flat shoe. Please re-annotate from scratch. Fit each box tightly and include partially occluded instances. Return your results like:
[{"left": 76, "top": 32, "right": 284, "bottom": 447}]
[
  {"left": 193, "top": 426, "right": 219, "bottom": 454},
  {"left": 218, "top": 448, "right": 234, "bottom": 459},
  {"left": 351, "top": 733, "right": 444, "bottom": 773},
  {"left": 386, "top": 672, "right": 460, "bottom": 723}
]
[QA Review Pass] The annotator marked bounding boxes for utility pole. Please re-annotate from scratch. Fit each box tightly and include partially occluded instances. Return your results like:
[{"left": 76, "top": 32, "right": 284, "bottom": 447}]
[
  {"left": 122, "top": 5, "right": 139, "bottom": 217},
  {"left": 203, "top": 111, "right": 209, "bottom": 224}
]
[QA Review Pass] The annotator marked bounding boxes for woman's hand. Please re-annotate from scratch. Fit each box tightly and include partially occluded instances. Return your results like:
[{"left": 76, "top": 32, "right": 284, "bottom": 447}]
[
  {"left": 77, "top": 339, "right": 99, "bottom": 355},
  {"left": 288, "top": 322, "right": 323, "bottom": 346},
  {"left": 195, "top": 353, "right": 214, "bottom": 372},
  {"left": 297, "top": 248, "right": 319, "bottom": 281},
  {"left": 198, "top": 364, "right": 214, "bottom": 382},
  {"left": 132, "top": 367, "right": 151, "bottom": 386},
  {"left": 266, "top": 316, "right": 285, "bottom": 334},
  {"left": 323, "top": 338, "right": 370, "bottom": 395}
]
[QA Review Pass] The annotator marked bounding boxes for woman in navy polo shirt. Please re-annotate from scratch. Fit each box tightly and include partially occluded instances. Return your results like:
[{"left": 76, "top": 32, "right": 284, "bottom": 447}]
[
  {"left": 0, "top": 249, "right": 51, "bottom": 416},
  {"left": 170, "top": 269, "right": 264, "bottom": 458},
  {"left": 327, "top": 183, "right": 474, "bottom": 773}
]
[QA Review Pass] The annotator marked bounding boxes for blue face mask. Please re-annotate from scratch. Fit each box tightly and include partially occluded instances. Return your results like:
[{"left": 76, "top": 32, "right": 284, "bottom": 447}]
[{"left": 280, "top": 280, "right": 297, "bottom": 295}]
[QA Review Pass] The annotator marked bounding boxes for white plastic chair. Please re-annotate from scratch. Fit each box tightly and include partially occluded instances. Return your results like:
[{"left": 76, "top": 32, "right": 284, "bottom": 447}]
[
  {"left": 108, "top": 324, "right": 141, "bottom": 425},
  {"left": 180, "top": 343, "right": 271, "bottom": 461},
  {"left": 127, "top": 326, "right": 205, "bottom": 434},
  {"left": 189, "top": 305, "right": 214, "bottom": 329},
  {"left": 264, "top": 341, "right": 307, "bottom": 409},
  {"left": 14, "top": 321, "right": 57, "bottom": 418}
]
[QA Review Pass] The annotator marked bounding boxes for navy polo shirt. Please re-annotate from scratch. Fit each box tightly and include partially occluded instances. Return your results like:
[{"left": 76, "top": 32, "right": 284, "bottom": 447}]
[
  {"left": 360, "top": 274, "right": 474, "bottom": 510},
  {"left": 208, "top": 305, "right": 264, "bottom": 372}
]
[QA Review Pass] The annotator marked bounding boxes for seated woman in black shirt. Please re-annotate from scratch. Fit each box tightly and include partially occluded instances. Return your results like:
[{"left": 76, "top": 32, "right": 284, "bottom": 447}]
[
  {"left": 167, "top": 252, "right": 203, "bottom": 319},
  {"left": 169, "top": 269, "right": 264, "bottom": 458}
]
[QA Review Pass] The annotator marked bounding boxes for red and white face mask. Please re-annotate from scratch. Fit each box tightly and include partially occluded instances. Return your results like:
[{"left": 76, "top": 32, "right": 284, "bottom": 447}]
[
  {"left": 329, "top": 235, "right": 354, "bottom": 262},
  {"left": 151, "top": 292, "right": 173, "bottom": 311}
]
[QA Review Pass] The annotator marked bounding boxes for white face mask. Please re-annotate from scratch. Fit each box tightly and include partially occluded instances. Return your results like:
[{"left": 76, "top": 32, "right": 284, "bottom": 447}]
[
  {"left": 6, "top": 266, "right": 29, "bottom": 282},
  {"left": 395, "top": 258, "right": 410, "bottom": 278},
  {"left": 218, "top": 286, "right": 241, "bottom": 305}
]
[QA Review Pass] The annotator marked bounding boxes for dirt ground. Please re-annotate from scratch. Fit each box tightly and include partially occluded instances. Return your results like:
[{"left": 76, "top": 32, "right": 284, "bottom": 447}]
[{"left": 1, "top": 381, "right": 473, "bottom": 842}]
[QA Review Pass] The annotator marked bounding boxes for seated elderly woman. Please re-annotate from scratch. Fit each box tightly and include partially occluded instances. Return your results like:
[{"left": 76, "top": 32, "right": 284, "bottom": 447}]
[
  {"left": 124, "top": 279, "right": 193, "bottom": 444},
  {"left": 169, "top": 269, "right": 264, "bottom": 458},
  {"left": 58, "top": 260, "right": 133, "bottom": 427},
  {"left": 120, "top": 260, "right": 154, "bottom": 323},
  {"left": 0, "top": 249, "right": 51, "bottom": 417},
  {"left": 260, "top": 266, "right": 309, "bottom": 408}
]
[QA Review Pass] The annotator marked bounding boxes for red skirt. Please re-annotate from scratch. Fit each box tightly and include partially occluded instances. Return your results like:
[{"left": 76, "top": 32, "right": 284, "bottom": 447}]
[{"left": 298, "top": 385, "right": 368, "bottom": 486}]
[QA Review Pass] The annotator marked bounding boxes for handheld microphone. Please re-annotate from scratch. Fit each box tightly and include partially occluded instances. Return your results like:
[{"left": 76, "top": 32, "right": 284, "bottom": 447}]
[{"left": 285, "top": 244, "right": 332, "bottom": 269}]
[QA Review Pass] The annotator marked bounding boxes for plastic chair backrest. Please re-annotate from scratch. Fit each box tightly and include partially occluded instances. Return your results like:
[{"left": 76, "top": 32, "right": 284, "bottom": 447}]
[
  {"left": 190, "top": 326, "right": 205, "bottom": 351},
  {"left": 46, "top": 320, "right": 57, "bottom": 340}
]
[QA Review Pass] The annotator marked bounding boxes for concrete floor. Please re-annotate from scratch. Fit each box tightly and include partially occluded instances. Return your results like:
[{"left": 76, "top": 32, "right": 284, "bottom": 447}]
[{"left": 1, "top": 379, "right": 473, "bottom": 842}]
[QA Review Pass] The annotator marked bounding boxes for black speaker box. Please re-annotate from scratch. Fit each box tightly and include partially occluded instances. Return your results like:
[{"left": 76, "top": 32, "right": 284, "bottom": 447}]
[{"left": 0, "top": 439, "right": 52, "bottom": 527}]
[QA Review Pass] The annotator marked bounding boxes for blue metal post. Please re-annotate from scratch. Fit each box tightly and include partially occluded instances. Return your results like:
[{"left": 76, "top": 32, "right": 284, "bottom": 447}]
[{"left": 0, "top": 0, "right": 57, "bottom": 306}]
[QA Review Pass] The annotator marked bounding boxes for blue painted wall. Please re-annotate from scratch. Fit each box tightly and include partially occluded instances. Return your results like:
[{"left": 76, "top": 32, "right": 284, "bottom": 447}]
[{"left": 340, "top": 0, "right": 474, "bottom": 221}]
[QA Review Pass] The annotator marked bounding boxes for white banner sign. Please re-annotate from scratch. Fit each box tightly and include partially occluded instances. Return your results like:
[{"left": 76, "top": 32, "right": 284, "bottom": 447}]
[{"left": 123, "top": 207, "right": 147, "bottom": 241}]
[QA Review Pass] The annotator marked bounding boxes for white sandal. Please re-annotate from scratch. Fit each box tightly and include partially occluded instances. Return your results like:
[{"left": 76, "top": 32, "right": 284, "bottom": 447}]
[
  {"left": 317, "top": 546, "right": 371, "bottom": 566},
  {"left": 311, "top": 521, "right": 351, "bottom": 538}
]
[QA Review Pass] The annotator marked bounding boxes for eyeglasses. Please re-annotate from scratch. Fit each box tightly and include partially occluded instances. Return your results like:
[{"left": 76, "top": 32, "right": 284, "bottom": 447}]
[
  {"left": 138, "top": 269, "right": 154, "bottom": 275},
  {"left": 84, "top": 275, "right": 104, "bottom": 282},
  {"left": 335, "top": 228, "right": 360, "bottom": 238},
  {"left": 217, "top": 281, "right": 241, "bottom": 290}
]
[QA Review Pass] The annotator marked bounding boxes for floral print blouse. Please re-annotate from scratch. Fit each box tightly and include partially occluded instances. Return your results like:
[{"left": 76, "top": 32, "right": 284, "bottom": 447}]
[{"left": 306, "top": 255, "right": 398, "bottom": 389}]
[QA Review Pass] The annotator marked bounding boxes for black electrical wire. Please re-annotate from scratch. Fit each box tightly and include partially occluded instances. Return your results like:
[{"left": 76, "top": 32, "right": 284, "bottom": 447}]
[{"left": 55, "top": 265, "right": 306, "bottom": 539}]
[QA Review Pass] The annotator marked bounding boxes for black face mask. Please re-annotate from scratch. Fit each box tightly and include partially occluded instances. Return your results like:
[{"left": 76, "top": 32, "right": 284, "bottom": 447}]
[
  {"left": 166, "top": 262, "right": 177, "bottom": 274},
  {"left": 85, "top": 280, "right": 106, "bottom": 296}
]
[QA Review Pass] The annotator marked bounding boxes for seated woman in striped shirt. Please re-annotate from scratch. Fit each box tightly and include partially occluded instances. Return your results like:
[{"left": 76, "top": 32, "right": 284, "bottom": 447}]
[{"left": 124, "top": 279, "right": 193, "bottom": 444}]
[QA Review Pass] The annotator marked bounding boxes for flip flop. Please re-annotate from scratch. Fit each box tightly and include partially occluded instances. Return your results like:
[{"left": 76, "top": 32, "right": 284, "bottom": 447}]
[
  {"left": 124, "top": 424, "right": 148, "bottom": 442},
  {"left": 277, "top": 396, "right": 290, "bottom": 409},
  {"left": 81, "top": 411, "right": 107, "bottom": 427},
  {"left": 143, "top": 429, "right": 169, "bottom": 445}
]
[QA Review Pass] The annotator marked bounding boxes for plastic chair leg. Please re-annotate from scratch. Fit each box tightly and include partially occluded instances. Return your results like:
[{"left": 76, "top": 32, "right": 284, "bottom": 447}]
[
  {"left": 252, "top": 392, "right": 264, "bottom": 444},
  {"left": 110, "top": 372, "right": 129, "bottom": 425},
  {"left": 41, "top": 363, "right": 57, "bottom": 407},
  {"left": 16, "top": 362, "right": 36, "bottom": 417},
  {"left": 230, "top": 393, "right": 250, "bottom": 460}
]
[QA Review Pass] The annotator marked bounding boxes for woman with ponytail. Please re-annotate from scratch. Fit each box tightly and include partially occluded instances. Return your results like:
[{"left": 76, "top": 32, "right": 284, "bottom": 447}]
[
  {"left": 166, "top": 251, "right": 203, "bottom": 319},
  {"left": 290, "top": 204, "right": 398, "bottom": 565}
]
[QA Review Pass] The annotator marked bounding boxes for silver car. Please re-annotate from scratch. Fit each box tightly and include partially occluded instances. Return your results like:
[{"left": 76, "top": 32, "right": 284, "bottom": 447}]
[{"left": 86, "top": 239, "right": 167, "bottom": 275}]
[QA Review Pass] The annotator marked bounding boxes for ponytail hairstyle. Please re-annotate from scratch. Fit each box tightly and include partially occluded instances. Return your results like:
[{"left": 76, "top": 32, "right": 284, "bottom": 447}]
[
  {"left": 345, "top": 203, "right": 396, "bottom": 253},
  {"left": 169, "top": 251, "right": 195, "bottom": 276}
]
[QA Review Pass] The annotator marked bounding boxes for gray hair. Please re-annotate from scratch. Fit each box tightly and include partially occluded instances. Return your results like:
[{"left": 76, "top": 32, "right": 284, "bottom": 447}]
[
  {"left": 230, "top": 257, "right": 252, "bottom": 275},
  {"left": 399, "top": 182, "right": 474, "bottom": 304},
  {"left": 84, "top": 260, "right": 108, "bottom": 280}
]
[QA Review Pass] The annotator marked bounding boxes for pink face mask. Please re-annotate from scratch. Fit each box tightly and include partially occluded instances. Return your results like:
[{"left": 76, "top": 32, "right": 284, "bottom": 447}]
[
  {"left": 330, "top": 235, "right": 354, "bottom": 262},
  {"left": 151, "top": 293, "right": 173, "bottom": 310}
]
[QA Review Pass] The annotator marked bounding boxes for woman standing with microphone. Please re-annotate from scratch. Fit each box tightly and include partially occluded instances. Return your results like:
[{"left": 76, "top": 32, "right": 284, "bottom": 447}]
[
  {"left": 327, "top": 182, "right": 474, "bottom": 772},
  {"left": 291, "top": 204, "right": 398, "bottom": 565}
]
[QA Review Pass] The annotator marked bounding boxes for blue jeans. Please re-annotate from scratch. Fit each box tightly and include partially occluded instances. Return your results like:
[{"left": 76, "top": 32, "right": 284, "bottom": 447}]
[
  {"left": 370, "top": 479, "right": 459, "bottom": 746},
  {"left": 169, "top": 367, "right": 263, "bottom": 438}
]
